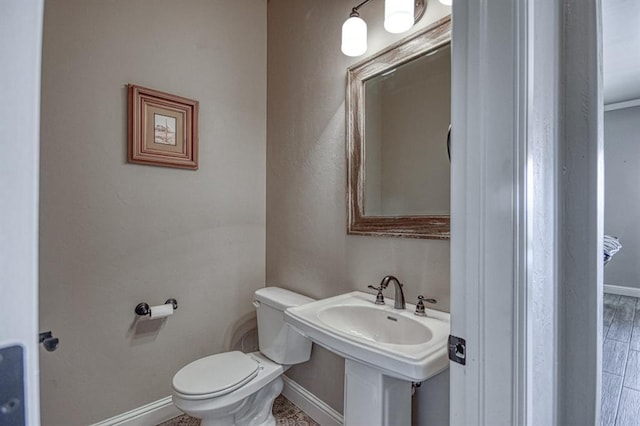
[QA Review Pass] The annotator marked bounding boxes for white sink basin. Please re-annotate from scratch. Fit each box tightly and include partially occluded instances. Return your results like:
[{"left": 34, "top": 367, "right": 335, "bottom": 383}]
[
  {"left": 285, "top": 291, "right": 450, "bottom": 382},
  {"left": 317, "top": 305, "right": 433, "bottom": 345}
]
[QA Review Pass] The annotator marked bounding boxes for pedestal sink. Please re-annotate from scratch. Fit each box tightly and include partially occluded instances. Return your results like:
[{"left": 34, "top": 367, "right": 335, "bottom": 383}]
[{"left": 285, "top": 291, "right": 450, "bottom": 426}]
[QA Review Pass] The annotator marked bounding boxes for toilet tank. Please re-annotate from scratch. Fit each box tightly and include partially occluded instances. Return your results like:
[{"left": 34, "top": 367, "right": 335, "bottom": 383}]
[{"left": 254, "top": 287, "right": 314, "bottom": 365}]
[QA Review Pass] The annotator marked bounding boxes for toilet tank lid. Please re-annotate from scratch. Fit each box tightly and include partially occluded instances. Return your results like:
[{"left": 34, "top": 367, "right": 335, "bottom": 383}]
[{"left": 254, "top": 287, "right": 314, "bottom": 311}]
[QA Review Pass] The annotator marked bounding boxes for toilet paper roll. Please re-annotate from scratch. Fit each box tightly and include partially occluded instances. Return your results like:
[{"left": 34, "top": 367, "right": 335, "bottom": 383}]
[{"left": 149, "top": 304, "right": 173, "bottom": 319}]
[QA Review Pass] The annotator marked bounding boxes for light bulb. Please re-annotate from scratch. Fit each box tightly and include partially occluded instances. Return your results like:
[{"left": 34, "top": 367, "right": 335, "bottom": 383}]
[
  {"left": 342, "top": 15, "right": 367, "bottom": 57},
  {"left": 384, "top": 0, "right": 414, "bottom": 34},
  {"left": 439, "top": 0, "right": 452, "bottom": 5}
]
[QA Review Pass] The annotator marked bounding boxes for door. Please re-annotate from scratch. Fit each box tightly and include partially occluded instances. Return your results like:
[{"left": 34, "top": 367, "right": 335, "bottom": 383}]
[
  {"left": 449, "top": 1, "right": 536, "bottom": 423},
  {"left": 449, "top": 0, "right": 602, "bottom": 424},
  {"left": 0, "top": 1, "right": 44, "bottom": 424}
]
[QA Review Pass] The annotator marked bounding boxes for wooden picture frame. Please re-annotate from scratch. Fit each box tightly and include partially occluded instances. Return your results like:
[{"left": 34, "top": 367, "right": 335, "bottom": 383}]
[{"left": 128, "top": 84, "right": 199, "bottom": 170}]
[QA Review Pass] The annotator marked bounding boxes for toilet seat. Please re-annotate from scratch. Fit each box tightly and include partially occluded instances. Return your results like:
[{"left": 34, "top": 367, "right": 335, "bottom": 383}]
[{"left": 172, "top": 351, "right": 260, "bottom": 400}]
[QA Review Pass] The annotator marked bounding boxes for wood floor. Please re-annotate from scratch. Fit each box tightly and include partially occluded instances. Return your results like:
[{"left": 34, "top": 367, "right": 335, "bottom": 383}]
[{"left": 602, "top": 293, "right": 640, "bottom": 426}]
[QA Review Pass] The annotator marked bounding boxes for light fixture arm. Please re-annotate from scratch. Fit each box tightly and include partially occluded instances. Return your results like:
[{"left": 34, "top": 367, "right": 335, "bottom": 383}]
[
  {"left": 351, "top": 0, "right": 374, "bottom": 16},
  {"left": 342, "top": 0, "right": 427, "bottom": 57},
  {"left": 349, "top": 0, "right": 426, "bottom": 24}
]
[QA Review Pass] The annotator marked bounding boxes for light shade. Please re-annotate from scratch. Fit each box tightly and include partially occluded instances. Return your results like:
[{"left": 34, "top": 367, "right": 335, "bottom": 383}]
[
  {"left": 342, "top": 15, "right": 367, "bottom": 57},
  {"left": 439, "top": 0, "right": 452, "bottom": 5},
  {"left": 384, "top": 0, "right": 414, "bottom": 34}
]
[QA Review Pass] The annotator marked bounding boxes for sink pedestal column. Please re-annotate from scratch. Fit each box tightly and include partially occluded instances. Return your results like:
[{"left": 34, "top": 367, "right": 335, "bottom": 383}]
[{"left": 344, "top": 359, "right": 412, "bottom": 426}]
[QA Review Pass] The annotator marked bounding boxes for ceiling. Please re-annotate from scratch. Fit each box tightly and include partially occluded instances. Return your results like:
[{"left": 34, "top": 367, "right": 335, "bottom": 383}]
[{"left": 603, "top": 0, "right": 640, "bottom": 104}]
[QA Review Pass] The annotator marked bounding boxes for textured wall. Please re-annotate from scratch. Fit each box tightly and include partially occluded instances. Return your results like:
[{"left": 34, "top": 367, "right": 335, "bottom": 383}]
[
  {"left": 39, "top": 1, "right": 266, "bottom": 424},
  {"left": 266, "top": 0, "right": 451, "bottom": 414},
  {"left": 604, "top": 106, "right": 640, "bottom": 289}
]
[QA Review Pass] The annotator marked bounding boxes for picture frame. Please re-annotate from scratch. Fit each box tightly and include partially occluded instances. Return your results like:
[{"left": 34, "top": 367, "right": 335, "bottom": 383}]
[{"left": 127, "top": 84, "right": 199, "bottom": 170}]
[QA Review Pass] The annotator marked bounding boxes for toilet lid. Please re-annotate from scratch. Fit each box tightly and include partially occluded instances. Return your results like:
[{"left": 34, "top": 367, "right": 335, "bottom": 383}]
[{"left": 172, "top": 351, "right": 259, "bottom": 398}]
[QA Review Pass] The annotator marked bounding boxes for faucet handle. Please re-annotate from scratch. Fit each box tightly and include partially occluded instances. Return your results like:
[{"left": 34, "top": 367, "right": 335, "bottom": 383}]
[
  {"left": 415, "top": 295, "right": 437, "bottom": 316},
  {"left": 367, "top": 285, "right": 386, "bottom": 305}
]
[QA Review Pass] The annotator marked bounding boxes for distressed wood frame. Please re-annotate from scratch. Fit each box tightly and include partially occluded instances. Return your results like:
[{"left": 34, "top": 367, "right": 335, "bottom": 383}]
[
  {"left": 128, "top": 84, "right": 199, "bottom": 170},
  {"left": 346, "top": 16, "right": 452, "bottom": 239}
]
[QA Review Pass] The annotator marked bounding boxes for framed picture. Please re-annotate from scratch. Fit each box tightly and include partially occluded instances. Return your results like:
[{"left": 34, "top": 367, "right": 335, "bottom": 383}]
[{"left": 128, "top": 84, "right": 199, "bottom": 170}]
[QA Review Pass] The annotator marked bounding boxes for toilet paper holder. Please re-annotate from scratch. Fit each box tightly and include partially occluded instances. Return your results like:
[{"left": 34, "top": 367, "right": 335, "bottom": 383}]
[{"left": 135, "top": 299, "right": 178, "bottom": 316}]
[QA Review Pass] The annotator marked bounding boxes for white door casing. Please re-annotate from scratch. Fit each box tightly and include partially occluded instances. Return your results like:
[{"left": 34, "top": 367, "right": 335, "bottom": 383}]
[
  {"left": 448, "top": 0, "right": 603, "bottom": 424},
  {"left": 451, "top": 0, "right": 602, "bottom": 424},
  {"left": 0, "top": 0, "right": 44, "bottom": 425},
  {"left": 450, "top": 1, "right": 530, "bottom": 422}
]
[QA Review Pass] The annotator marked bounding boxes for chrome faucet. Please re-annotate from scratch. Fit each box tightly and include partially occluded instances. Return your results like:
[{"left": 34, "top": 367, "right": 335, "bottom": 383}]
[{"left": 379, "top": 275, "right": 406, "bottom": 309}]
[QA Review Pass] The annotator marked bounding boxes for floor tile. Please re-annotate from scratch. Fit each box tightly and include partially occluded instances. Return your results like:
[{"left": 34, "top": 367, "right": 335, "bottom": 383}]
[
  {"left": 605, "top": 294, "right": 621, "bottom": 328},
  {"left": 609, "top": 297, "right": 637, "bottom": 342},
  {"left": 609, "top": 320, "right": 635, "bottom": 342},
  {"left": 159, "top": 415, "right": 199, "bottom": 426},
  {"left": 605, "top": 315, "right": 613, "bottom": 331},
  {"left": 623, "top": 351, "right": 640, "bottom": 391},
  {"left": 615, "top": 387, "right": 640, "bottom": 426},
  {"left": 157, "top": 395, "right": 319, "bottom": 426},
  {"left": 631, "top": 325, "right": 640, "bottom": 352},
  {"left": 601, "top": 372, "right": 623, "bottom": 426},
  {"left": 603, "top": 295, "right": 640, "bottom": 425},
  {"left": 617, "top": 297, "right": 637, "bottom": 322},
  {"left": 605, "top": 293, "right": 621, "bottom": 304},
  {"left": 273, "top": 396, "right": 320, "bottom": 425},
  {"left": 604, "top": 339, "right": 630, "bottom": 376}
]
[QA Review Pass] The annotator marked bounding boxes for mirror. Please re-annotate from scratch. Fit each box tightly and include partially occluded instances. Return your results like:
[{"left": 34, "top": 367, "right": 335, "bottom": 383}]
[
  {"left": 347, "top": 16, "right": 451, "bottom": 239},
  {"left": 363, "top": 45, "right": 451, "bottom": 216}
]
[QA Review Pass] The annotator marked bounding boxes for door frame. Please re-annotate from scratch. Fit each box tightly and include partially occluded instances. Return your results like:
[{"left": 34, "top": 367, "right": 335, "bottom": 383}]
[
  {"left": 0, "top": 1, "right": 44, "bottom": 424},
  {"left": 450, "top": 0, "right": 602, "bottom": 424}
]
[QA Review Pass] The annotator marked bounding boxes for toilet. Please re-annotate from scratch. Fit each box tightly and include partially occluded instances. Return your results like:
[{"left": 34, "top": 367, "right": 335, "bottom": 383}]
[{"left": 171, "top": 287, "right": 314, "bottom": 426}]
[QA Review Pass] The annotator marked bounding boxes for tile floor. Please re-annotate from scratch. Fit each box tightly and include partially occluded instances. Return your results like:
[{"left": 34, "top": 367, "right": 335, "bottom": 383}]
[
  {"left": 602, "top": 294, "right": 640, "bottom": 426},
  {"left": 157, "top": 395, "right": 319, "bottom": 426}
]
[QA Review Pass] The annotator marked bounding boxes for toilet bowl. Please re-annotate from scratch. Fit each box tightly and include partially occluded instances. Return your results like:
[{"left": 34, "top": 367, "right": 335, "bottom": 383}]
[{"left": 171, "top": 287, "right": 313, "bottom": 426}]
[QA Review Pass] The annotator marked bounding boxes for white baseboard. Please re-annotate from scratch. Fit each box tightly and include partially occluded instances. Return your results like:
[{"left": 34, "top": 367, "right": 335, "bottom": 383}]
[
  {"left": 604, "top": 284, "right": 640, "bottom": 298},
  {"left": 282, "top": 375, "right": 343, "bottom": 426},
  {"left": 90, "top": 396, "right": 181, "bottom": 426},
  {"left": 89, "top": 377, "right": 341, "bottom": 426},
  {"left": 604, "top": 98, "right": 640, "bottom": 111}
]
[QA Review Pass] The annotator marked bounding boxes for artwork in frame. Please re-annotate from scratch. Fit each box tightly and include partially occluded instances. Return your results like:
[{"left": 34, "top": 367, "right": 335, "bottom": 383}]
[{"left": 127, "top": 84, "right": 199, "bottom": 170}]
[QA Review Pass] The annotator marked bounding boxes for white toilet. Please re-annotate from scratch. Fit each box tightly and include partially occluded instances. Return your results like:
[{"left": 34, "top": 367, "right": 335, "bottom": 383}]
[{"left": 171, "top": 287, "right": 314, "bottom": 426}]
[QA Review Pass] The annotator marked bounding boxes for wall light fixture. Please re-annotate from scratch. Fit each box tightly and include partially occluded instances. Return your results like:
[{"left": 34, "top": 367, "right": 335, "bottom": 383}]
[{"left": 341, "top": 0, "right": 427, "bottom": 57}]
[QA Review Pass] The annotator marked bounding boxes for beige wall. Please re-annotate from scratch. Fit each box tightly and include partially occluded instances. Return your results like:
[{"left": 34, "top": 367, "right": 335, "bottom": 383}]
[
  {"left": 39, "top": 1, "right": 266, "bottom": 424},
  {"left": 267, "top": 0, "right": 451, "bottom": 414}
]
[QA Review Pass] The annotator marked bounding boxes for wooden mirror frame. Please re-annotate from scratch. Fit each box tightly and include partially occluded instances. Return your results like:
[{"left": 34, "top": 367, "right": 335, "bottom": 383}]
[{"left": 347, "top": 16, "right": 452, "bottom": 239}]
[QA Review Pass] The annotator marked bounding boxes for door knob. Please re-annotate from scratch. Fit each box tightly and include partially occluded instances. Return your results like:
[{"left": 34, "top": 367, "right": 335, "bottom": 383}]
[{"left": 39, "top": 331, "right": 59, "bottom": 352}]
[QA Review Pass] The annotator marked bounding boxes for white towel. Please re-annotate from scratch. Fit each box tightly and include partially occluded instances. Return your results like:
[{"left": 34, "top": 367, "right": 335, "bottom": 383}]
[{"left": 603, "top": 235, "right": 622, "bottom": 265}]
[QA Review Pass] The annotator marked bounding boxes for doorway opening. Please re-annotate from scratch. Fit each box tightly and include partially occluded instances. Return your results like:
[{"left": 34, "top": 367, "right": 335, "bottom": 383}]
[{"left": 600, "top": 1, "right": 640, "bottom": 423}]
